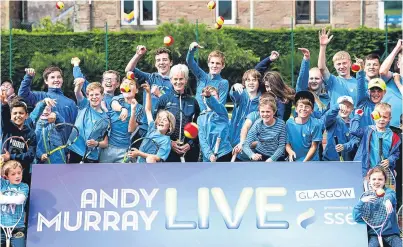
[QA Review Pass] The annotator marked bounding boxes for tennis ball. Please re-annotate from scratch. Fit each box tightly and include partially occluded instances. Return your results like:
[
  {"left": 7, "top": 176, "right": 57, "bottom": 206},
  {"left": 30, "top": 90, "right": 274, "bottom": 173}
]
[
  {"left": 217, "top": 16, "right": 224, "bottom": 25},
  {"left": 163, "top": 36, "right": 174, "bottom": 46},
  {"left": 56, "top": 1, "right": 64, "bottom": 10},
  {"left": 351, "top": 64, "right": 361, "bottom": 73},
  {"left": 120, "top": 83, "right": 131, "bottom": 93},
  {"left": 184, "top": 122, "right": 198, "bottom": 139},
  {"left": 126, "top": 71, "right": 135, "bottom": 80},
  {"left": 371, "top": 111, "right": 380, "bottom": 120},
  {"left": 214, "top": 23, "right": 222, "bottom": 30},
  {"left": 355, "top": 109, "right": 363, "bottom": 116},
  {"left": 376, "top": 188, "right": 385, "bottom": 197},
  {"left": 207, "top": 1, "right": 216, "bottom": 10}
]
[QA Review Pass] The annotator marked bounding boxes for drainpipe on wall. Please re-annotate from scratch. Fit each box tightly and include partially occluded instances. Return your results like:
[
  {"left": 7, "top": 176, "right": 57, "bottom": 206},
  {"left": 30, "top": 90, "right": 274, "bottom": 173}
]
[
  {"left": 360, "top": 0, "right": 364, "bottom": 27},
  {"left": 89, "top": 0, "right": 93, "bottom": 30},
  {"left": 250, "top": 0, "right": 254, "bottom": 29}
]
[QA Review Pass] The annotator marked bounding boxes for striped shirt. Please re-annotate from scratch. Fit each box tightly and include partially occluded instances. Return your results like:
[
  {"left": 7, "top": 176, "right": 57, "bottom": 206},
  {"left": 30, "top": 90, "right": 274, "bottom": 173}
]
[{"left": 243, "top": 118, "right": 286, "bottom": 161}]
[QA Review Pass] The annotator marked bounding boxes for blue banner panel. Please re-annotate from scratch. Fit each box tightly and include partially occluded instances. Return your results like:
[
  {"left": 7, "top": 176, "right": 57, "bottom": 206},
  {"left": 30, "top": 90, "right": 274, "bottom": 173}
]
[{"left": 27, "top": 162, "right": 367, "bottom": 247}]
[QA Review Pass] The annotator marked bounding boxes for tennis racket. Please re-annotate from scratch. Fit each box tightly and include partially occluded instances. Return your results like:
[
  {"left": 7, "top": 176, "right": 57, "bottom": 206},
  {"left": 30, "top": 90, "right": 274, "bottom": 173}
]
[
  {"left": 46, "top": 123, "right": 79, "bottom": 162},
  {"left": 334, "top": 136, "right": 344, "bottom": 161},
  {"left": 212, "top": 137, "right": 221, "bottom": 162},
  {"left": 379, "top": 138, "right": 396, "bottom": 191},
  {"left": 124, "top": 137, "right": 160, "bottom": 163},
  {"left": 0, "top": 189, "right": 26, "bottom": 247},
  {"left": 2, "top": 136, "right": 29, "bottom": 160},
  {"left": 360, "top": 190, "right": 391, "bottom": 247},
  {"left": 80, "top": 118, "right": 110, "bottom": 163},
  {"left": 397, "top": 205, "right": 402, "bottom": 235}
]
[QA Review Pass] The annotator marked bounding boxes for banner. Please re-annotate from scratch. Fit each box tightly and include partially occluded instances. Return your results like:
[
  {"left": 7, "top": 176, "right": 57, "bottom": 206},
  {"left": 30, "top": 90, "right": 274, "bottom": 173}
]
[{"left": 27, "top": 162, "right": 367, "bottom": 247}]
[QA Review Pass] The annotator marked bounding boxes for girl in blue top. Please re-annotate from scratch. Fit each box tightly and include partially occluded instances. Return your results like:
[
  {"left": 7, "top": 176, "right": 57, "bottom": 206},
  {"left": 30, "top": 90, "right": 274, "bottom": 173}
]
[
  {"left": 229, "top": 69, "right": 263, "bottom": 147},
  {"left": 286, "top": 91, "right": 323, "bottom": 162},
  {"left": 353, "top": 167, "right": 402, "bottom": 247},
  {"left": 127, "top": 84, "right": 174, "bottom": 163},
  {"left": 198, "top": 86, "right": 232, "bottom": 162},
  {"left": 0, "top": 160, "right": 29, "bottom": 247}
]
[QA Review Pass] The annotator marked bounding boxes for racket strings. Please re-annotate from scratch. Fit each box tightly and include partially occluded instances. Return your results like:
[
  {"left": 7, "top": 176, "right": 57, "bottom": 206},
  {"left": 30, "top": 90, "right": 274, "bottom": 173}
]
[{"left": 361, "top": 192, "right": 388, "bottom": 227}]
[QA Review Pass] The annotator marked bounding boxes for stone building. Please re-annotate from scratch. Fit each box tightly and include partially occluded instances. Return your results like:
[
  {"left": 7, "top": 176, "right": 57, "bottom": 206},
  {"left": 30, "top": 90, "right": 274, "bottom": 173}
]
[{"left": 1, "top": 0, "right": 386, "bottom": 31}]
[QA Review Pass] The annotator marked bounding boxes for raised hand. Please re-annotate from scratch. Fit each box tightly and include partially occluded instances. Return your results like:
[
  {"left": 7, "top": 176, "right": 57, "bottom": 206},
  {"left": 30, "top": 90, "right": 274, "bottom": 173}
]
[
  {"left": 136, "top": 45, "right": 147, "bottom": 56},
  {"left": 298, "top": 48, "right": 310, "bottom": 60},
  {"left": 25, "top": 68, "right": 35, "bottom": 77},
  {"left": 269, "top": 51, "right": 280, "bottom": 61},
  {"left": 44, "top": 98, "right": 57, "bottom": 107},
  {"left": 318, "top": 28, "right": 334, "bottom": 46},
  {"left": 71, "top": 57, "right": 81, "bottom": 66},
  {"left": 189, "top": 42, "right": 203, "bottom": 51}
]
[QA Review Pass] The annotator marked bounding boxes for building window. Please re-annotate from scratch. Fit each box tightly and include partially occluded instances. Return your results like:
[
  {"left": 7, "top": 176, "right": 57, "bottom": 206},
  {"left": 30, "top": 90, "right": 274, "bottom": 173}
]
[
  {"left": 121, "top": 0, "right": 157, "bottom": 25},
  {"left": 315, "top": 0, "right": 330, "bottom": 23},
  {"left": 296, "top": 0, "right": 330, "bottom": 24},
  {"left": 217, "top": 0, "right": 236, "bottom": 25}
]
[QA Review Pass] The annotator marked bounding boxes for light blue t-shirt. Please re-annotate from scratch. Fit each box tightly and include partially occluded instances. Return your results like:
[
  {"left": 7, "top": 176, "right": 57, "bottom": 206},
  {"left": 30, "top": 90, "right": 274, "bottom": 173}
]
[
  {"left": 1, "top": 179, "right": 29, "bottom": 229},
  {"left": 325, "top": 74, "right": 357, "bottom": 107},
  {"left": 286, "top": 117, "right": 323, "bottom": 161},
  {"left": 369, "top": 129, "right": 393, "bottom": 168},
  {"left": 383, "top": 77, "right": 402, "bottom": 128},
  {"left": 67, "top": 98, "right": 109, "bottom": 160},
  {"left": 137, "top": 121, "right": 171, "bottom": 163}
]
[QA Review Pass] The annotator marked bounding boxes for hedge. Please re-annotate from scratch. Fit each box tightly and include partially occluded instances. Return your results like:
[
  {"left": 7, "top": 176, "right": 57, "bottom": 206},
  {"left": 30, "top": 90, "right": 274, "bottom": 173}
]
[{"left": 1, "top": 21, "right": 402, "bottom": 99}]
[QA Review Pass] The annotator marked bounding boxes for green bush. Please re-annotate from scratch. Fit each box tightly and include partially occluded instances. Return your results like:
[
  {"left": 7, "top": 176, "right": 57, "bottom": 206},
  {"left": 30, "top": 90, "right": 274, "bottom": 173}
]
[{"left": 1, "top": 21, "right": 402, "bottom": 97}]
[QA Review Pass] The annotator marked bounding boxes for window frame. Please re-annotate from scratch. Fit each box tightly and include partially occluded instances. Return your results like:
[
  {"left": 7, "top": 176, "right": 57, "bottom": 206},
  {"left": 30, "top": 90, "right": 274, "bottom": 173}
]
[
  {"left": 140, "top": 0, "right": 157, "bottom": 25},
  {"left": 295, "top": 0, "right": 311, "bottom": 24},
  {"left": 314, "top": 0, "right": 330, "bottom": 24},
  {"left": 216, "top": 0, "right": 237, "bottom": 25},
  {"left": 295, "top": 0, "right": 331, "bottom": 25},
  {"left": 121, "top": 0, "right": 157, "bottom": 26}
]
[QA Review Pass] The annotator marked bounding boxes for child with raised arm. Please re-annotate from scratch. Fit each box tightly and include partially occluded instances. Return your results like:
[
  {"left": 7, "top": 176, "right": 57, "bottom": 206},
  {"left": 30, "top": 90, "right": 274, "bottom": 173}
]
[
  {"left": 67, "top": 79, "right": 109, "bottom": 163},
  {"left": 99, "top": 77, "right": 147, "bottom": 163},
  {"left": 296, "top": 48, "right": 330, "bottom": 119},
  {"left": 352, "top": 103, "right": 401, "bottom": 178},
  {"left": 1, "top": 98, "right": 36, "bottom": 185},
  {"left": 186, "top": 42, "right": 229, "bottom": 111},
  {"left": 18, "top": 67, "right": 77, "bottom": 125},
  {"left": 127, "top": 84, "right": 174, "bottom": 163},
  {"left": 198, "top": 86, "right": 232, "bottom": 162},
  {"left": 125, "top": 46, "right": 173, "bottom": 112},
  {"left": 322, "top": 96, "right": 357, "bottom": 161},
  {"left": 379, "top": 39, "right": 403, "bottom": 129},
  {"left": 72, "top": 57, "right": 121, "bottom": 110},
  {"left": 243, "top": 97, "right": 286, "bottom": 162},
  {"left": 0, "top": 160, "right": 29, "bottom": 247},
  {"left": 229, "top": 69, "right": 263, "bottom": 147},
  {"left": 353, "top": 167, "right": 402, "bottom": 247},
  {"left": 285, "top": 91, "right": 322, "bottom": 162},
  {"left": 318, "top": 28, "right": 358, "bottom": 107},
  {"left": 30, "top": 98, "right": 67, "bottom": 164}
]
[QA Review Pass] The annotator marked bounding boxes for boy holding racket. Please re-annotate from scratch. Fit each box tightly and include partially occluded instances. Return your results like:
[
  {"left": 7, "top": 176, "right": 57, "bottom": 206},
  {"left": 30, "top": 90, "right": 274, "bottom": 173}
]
[
  {"left": 186, "top": 42, "right": 228, "bottom": 111},
  {"left": 351, "top": 102, "right": 401, "bottom": 178},
  {"left": 285, "top": 91, "right": 323, "bottom": 162},
  {"left": 67, "top": 79, "right": 109, "bottom": 163},
  {"left": 127, "top": 84, "right": 174, "bottom": 163},
  {"left": 322, "top": 95, "right": 357, "bottom": 161},
  {"left": 353, "top": 167, "right": 402, "bottom": 247},
  {"left": 1, "top": 160, "right": 29, "bottom": 247},
  {"left": 100, "top": 76, "right": 147, "bottom": 163},
  {"left": 1, "top": 98, "right": 36, "bottom": 185},
  {"left": 198, "top": 86, "right": 232, "bottom": 162},
  {"left": 243, "top": 97, "right": 286, "bottom": 162}
]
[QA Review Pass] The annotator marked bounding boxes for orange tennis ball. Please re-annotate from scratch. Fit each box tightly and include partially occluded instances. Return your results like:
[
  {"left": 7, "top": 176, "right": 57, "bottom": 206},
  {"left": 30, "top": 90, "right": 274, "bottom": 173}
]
[
  {"left": 217, "top": 16, "right": 224, "bottom": 25},
  {"left": 371, "top": 111, "right": 380, "bottom": 120},
  {"left": 214, "top": 23, "right": 222, "bottom": 30},
  {"left": 163, "top": 36, "right": 174, "bottom": 46},
  {"left": 376, "top": 188, "right": 385, "bottom": 197},
  {"left": 120, "top": 83, "right": 131, "bottom": 93},
  {"left": 184, "top": 122, "right": 198, "bottom": 139},
  {"left": 56, "top": 1, "right": 64, "bottom": 10},
  {"left": 126, "top": 71, "right": 135, "bottom": 80},
  {"left": 207, "top": 1, "right": 216, "bottom": 10},
  {"left": 351, "top": 64, "right": 361, "bottom": 73}
]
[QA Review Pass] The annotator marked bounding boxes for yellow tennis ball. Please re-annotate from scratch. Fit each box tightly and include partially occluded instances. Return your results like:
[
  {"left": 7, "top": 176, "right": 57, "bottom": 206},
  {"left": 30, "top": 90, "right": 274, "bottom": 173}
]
[
  {"left": 56, "top": 1, "right": 64, "bottom": 10},
  {"left": 184, "top": 122, "right": 198, "bottom": 139}
]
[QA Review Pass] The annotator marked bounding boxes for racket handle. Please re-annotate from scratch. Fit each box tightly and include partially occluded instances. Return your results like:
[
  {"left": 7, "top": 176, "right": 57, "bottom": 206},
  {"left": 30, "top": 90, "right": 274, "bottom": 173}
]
[
  {"left": 378, "top": 236, "right": 384, "bottom": 247},
  {"left": 379, "top": 137, "right": 384, "bottom": 161},
  {"left": 6, "top": 239, "right": 10, "bottom": 247},
  {"left": 180, "top": 156, "right": 186, "bottom": 163},
  {"left": 231, "top": 153, "right": 237, "bottom": 162},
  {"left": 334, "top": 136, "right": 343, "bottom": 161},
  {"left": 214, "top": 137, "right": 221, "bottom": 156}
]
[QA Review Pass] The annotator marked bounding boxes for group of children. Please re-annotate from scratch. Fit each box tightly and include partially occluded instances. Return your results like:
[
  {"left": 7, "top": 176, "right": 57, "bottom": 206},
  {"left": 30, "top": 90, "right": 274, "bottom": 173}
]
[{"left": 1, "top": 28, "right": 402, "bottom": 246}]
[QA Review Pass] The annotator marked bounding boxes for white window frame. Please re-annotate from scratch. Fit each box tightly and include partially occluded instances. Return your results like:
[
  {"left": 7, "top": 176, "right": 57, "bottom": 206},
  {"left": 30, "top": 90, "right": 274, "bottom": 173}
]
[
  {"left": 216, "top": 0, "right": 237, "bottom": 25},
  {"left": 295, "top": 0, "right": 331, "bottom": 25},
  {"left": 121, "top": 0, "right": 157, "bottom": 26},
  {"left": 140, "top": 0, "right": 157, "bottom": 25}
]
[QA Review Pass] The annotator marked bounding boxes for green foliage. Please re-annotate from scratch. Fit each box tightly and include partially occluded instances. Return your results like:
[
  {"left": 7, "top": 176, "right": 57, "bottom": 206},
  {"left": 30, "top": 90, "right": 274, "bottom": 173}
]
[
  {"left": 1, "top": 21, "right": 402, "bottom": 99},
  {"left": 29, "top": 48, "right": 104, "bottom": 98},
  {"left": 32, "top": 16, "right": 73, "bottom": 33}
]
